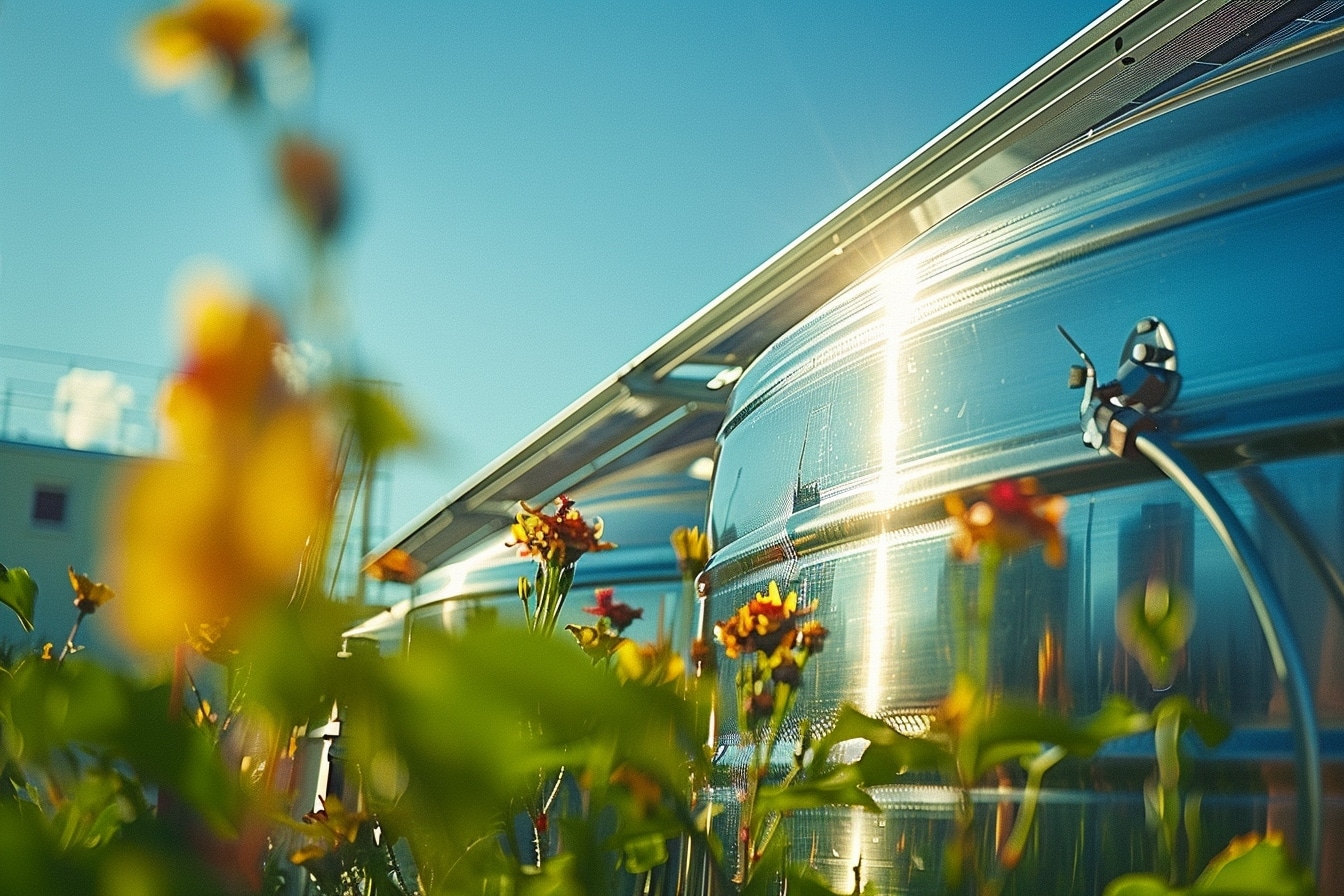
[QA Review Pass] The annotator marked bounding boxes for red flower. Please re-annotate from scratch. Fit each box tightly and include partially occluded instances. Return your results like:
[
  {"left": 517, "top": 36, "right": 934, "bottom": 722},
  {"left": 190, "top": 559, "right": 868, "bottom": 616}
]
[
  {"left": 508, "top": 495, "right": 615, "bottom": 567},
  {"left": 584, "top": 587, "right": 642, "bottom": 633},
  {"left": 945, "top": 477, "right": 1067, "bottom": 567}
]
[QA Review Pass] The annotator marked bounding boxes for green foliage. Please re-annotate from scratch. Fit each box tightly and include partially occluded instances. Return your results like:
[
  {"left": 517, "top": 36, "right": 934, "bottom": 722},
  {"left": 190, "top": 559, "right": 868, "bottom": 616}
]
[
  {"left": 758, "top": 705, "right": 943, "bottom": 816},
  {"left": 0, "top": 564, "right": 37, "bottom": 633},
  {"left": 974, "top": 694, "right": 1151, "bottom": 777},
  {"left": 1, "top": 658, "right": 239, "bottom": 834},
  {"left": 0, "top": 651, "right": 254, "bottom": 896},
  {"left": 311, "top": 624, "right": 705, "bottom": 892},
  {"left": 1116, "top": 578, "right": 1196, "bottom": 690},
  {"left": 0, "top": 804, "right": 239, "bottom": 896},
  {"left": 331, "top": 378, "right": 420, "bottom": 464},
  {"left": 1105, "top": 835, "right": 1314, "bottom": 896}
]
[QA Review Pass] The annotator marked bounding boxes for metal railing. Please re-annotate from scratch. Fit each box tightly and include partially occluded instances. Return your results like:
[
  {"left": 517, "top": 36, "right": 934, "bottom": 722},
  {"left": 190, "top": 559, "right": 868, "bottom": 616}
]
[{"left": 0, "top": 343, "right": 167, "bottom": 455}]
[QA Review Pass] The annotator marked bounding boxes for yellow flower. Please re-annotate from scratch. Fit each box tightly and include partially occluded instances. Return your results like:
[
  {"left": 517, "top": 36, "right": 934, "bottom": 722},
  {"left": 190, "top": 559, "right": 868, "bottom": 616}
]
[
  {"left": 109, "top": 275, "right": 336, "bottom": 655},
  {"left": 40, "top": 643, "right": 54, "bottom": 661},
  {"left": 945, "top": 477, "right": 1067, "bottom": 567},
  {"left": 135, "top": 0, "right": 286, "bottom": 91},
  {"left": 565, "top": 622, "right": 625, "bottom": 664},
  {"left": 67, "top": 567, "right": 116, "bottom": 615},
  {"left": 193, "top": 698, "right": 218, "bottom": 728},
  {"left": 185, "top": 617, "right": 238, "bottom": 663},
  {"left": 937, "top": 673, "right": 980, "bottom": 738},
  {"left": 291, "top": 794, "right": 366, "bottom": 865},
  {"left": 796, "top": 619, "right": 829, "bottom": 654},
  {"left": 615, "top": 639, "right": 685, "bottom": 687},
  {"left": 670, "top": 525, "right": 709, "bottom": 578}
]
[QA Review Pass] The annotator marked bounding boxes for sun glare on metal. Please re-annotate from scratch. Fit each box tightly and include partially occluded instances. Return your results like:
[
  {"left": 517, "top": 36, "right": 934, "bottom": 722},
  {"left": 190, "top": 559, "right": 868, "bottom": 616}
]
[{"left": 687, "top": 456, "right": 715, "bottom": 481}]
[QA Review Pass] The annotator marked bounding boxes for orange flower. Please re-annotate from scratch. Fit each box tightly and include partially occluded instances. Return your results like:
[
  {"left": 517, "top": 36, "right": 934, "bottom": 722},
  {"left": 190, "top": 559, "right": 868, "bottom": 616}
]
[
  {"left": 135, "top": 0, "right": 286, "bottom": 91},
  {"left": 364, "top": 548, "right": 426, "bottom": 585},
  {"left": 109, "top": 274, "right": 336, "bottom": 655},
  {"left": 277, "top": 133, "right": 344, "bottom": 239},
  {"left": 507, "top": 496, "right": 614, "bottom": 567},
  {"left": 713, "top": 581, "right": 814, "bottom": 660},
  {"left": 796, "top": 619, "right": 829, "bottom": 654},
  {"left": 945, "top": 477, "right": 1067, "bottom": 567},
  {"left": 290, "top": 795, "right": 366, "bottom": 865}
]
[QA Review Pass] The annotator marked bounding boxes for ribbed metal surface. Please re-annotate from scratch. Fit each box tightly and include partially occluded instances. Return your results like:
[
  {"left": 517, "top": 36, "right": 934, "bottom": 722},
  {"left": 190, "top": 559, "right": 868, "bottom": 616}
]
[{"left": 703, "top": 25, "right": 1344, "bottom": 894}]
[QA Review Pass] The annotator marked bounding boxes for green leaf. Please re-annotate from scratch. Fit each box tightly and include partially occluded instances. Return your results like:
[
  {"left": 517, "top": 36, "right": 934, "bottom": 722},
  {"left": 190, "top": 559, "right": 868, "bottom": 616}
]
[
  {"left": 1154, "top": 695, "right": 1231, "bottom": 750},
  {"left": 1103, "top": 872, "right": 1179, "bottom": 896},
  {"left": 758, "top": 704, "right": 949, "bottom": 817},
  {"left": 1081, "top": 694, "right": 1158, "bottom": 743},
  {"left": 783, "top": 862, "right": 854, "bottom": 895},
  {"left": 1116, "top": 577, "right": 1196, "bottom": 690},
  {"left": 808, "top": 705, "right": 943, "bottom": 782},
  {"left": 1104, "top": 834, "right": 1315, "bottom": 896},
  {"left": 976, "top": 696, "right": 1150, "bottom": 776},
  {"left": 8, "top": 660, "right": 239, "bottom": 833},
  {"left": 0, "top": 564, "right": 37, "bottom": 632},
  {"left": 740, "top": 825, "right": 788, "bottom": 896},
  {"left": 1192, "top": 835, "right": 1313, "bottom": 896},
  {"left": 621, "top": 832, "right": 669, "bottom": 874},
  {"left": 332, "top": 377, "right": 420, "bottom": 463},
  {"left": 756, "top": 764, "right": 879, "bottom": 815}
]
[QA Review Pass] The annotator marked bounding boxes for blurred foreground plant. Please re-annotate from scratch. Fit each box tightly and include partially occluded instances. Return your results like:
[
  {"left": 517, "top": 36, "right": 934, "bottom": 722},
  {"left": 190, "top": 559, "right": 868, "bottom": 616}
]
[{"left": 112, "top": 281, "right": 336, "bottom": 657}]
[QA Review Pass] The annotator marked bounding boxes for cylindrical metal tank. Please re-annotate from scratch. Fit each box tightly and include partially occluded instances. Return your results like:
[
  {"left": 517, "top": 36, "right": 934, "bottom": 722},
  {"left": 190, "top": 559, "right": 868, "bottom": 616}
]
[{"left": 703, "top": 24, "right": 1344, "bottom": 895}]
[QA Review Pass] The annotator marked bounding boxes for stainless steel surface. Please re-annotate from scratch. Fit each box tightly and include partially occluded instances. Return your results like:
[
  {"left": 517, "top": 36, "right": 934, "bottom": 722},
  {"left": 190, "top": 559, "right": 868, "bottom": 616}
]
[
  {"left": 1238, "top": 466, "right": 1344, "bottom": 621},
  {"left": 710, "top": 24, "right": 1344, "bottom": 577},
  {"left": 363, "top": 1, "right": 1344, "bottom": 579},
  {"left": 703, "top": 21, "right": 1344, "bottom": 893}
]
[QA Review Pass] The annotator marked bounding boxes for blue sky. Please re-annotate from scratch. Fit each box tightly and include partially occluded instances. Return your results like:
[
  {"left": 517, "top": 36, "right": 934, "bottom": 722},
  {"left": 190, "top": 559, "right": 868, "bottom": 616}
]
[{"left": 0, "top": 1, "right": 1114, "bottom": 534}]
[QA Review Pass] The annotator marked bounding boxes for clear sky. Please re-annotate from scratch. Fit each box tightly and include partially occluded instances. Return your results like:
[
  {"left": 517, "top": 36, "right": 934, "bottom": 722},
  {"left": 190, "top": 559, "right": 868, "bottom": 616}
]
[{"left": 0, "top": 0, "right": 1115, "bottom": 536}]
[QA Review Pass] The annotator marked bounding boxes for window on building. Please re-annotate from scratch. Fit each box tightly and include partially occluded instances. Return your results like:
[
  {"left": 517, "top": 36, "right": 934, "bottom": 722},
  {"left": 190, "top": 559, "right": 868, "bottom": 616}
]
[{"left": 31, "top": 486, "right": 68, "bottom": 527}]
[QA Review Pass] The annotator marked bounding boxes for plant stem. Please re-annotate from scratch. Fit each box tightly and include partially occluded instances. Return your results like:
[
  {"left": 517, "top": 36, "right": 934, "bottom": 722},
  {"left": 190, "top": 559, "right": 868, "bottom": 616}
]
[
  {"left": 987, "top": 746, "right": 1065, "bottom": 896},
  {"left": 972, "top": 548, "right": 1001, "bottom": 691},
  {"left": 55, "top": 610, "right": 87, "bottom": 666}
]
